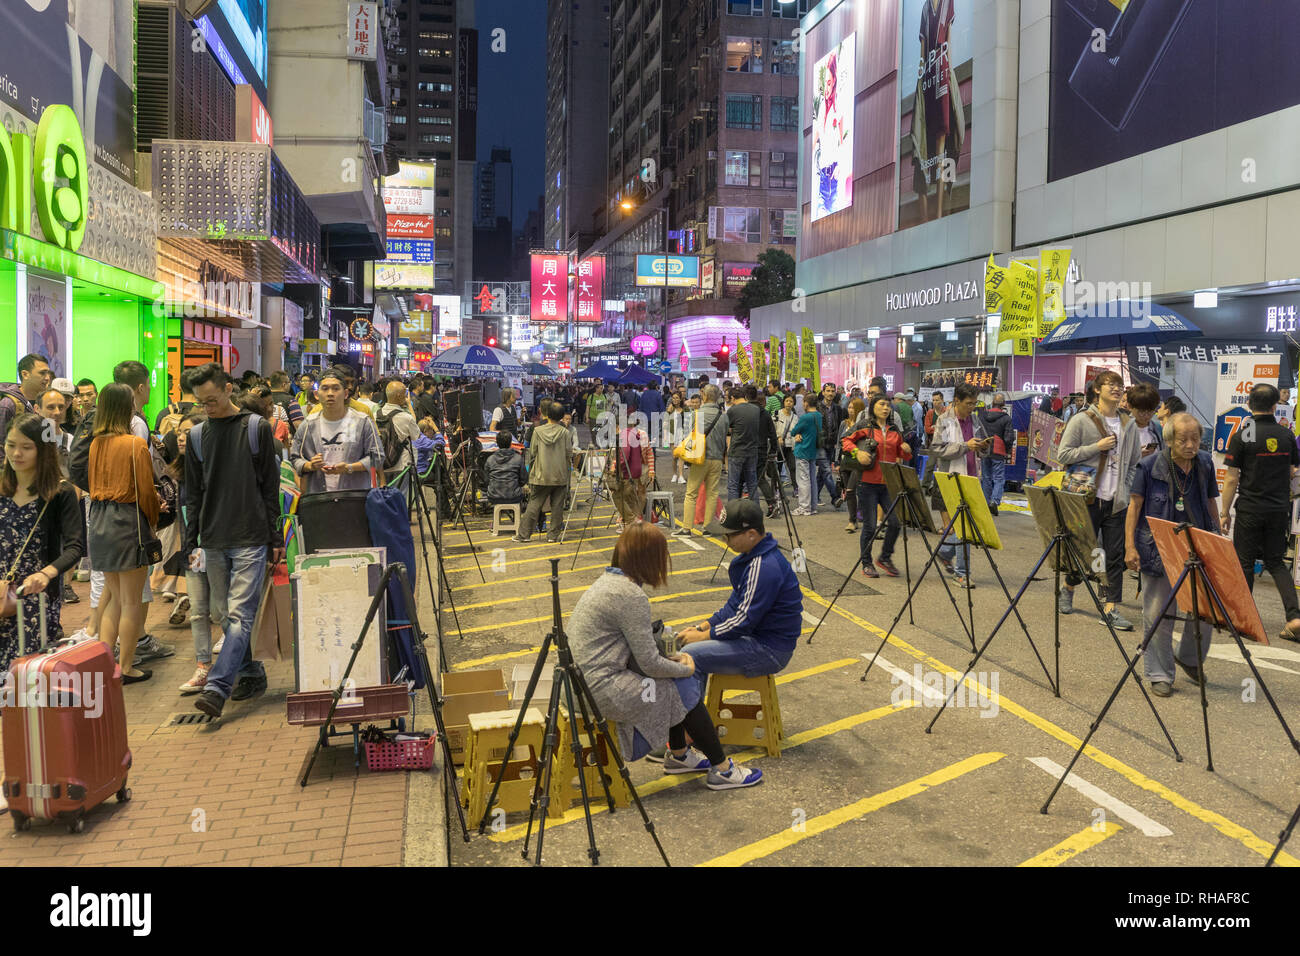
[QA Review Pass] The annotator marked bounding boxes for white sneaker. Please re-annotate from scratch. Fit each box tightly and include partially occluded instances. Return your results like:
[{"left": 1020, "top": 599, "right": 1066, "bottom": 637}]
[
  {"left": 66, "top": 628, "right": 93, "bottom": 644},
  {"left": 706, "top": 758, "right": 764, "bottom": 790},
  {"left": 212, "top": 637, "right": 224, "bottom": 655},
  {"left": 179, "top": 665, "right": 211, "bottom": 695},
  {"left": 662, "top": 747, "right": 712, "bottom": 774}
]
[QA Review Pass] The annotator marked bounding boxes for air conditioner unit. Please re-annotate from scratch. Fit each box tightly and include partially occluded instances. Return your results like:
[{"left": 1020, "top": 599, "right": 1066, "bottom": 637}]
[
  {"left": 707, "top": 150, "right": 717, "bottom": 160},
  {"left": 772, "top": 151, "right": 785, "bottom": 162}
]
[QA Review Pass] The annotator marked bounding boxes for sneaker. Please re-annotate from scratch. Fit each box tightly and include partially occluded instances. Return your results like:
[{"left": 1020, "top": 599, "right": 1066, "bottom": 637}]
[
  {"left": 706, "top": 758, "right": 764, "bottom": 791},
  {"left": 643, "top": 746, "right": 668, "bottom": 764},
  {"left": 1100, "top": 609, "right": 1134, "bottom": 632},
  {"left": 168, "top": 595, "right": 191, "bottom": 627},
  {"left": 160, "top": 591, "right": 177, "bottom": 603},
  {"left": 1150, "top": 681, "right": 1174, "bottom": 698},
  {"left": 937, "top": 553, "right": 954, "bottom": 575},
  {"left": 662, "top": 747, "right": 712, "bottom": 774},
  {"left": 133, "top": 634, "right": 175, "bottom": 663},
  {"left": 861, "top": 563, "right": 879, "bottom": 578},
  {"left": 510, "top": 534, "right": 531, "bottom": 543},
  {"left": 179, "top": 665, "right": 211, "bottom": 695},
  {"left": 672, "top": 527, "right": 693, "bottom": 537},
  {"left": 546, "top": 534, "right": 562, "bottom": 544},
  {"left": 212, "top": 637, "right": 224, "bottom": 656},
  {"left": 194, "top": 690, "right": 225, "bottom": 718},
  {"left": 62, "top": 583, "right": 79, "bottom": 604},
  {"left": 832, "top": 497, "right": 845, "bottom": 511},
  {"left": 876, "top": 558, "right": 900, "bottom": 578},
  {"left": 953, "top": 574, "right": 976, "bottom": 590},
  {"left": 790, "top": 508, "right": 813, "bottom": 517},
  {"left": 66, "top": 628, "right": 93, "bottom": 644},
  {"left": 989, "top": 503, "right": 999, "bottom": 516},
  {"left": 230, "top": 673, "right": 268, "bottom": 702},
  {"left": 1057, "top": 588, "right": 1074, "bottom": 615}
]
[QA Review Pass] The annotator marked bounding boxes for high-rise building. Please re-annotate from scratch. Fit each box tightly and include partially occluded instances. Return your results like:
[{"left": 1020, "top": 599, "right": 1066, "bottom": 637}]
[
  {"left": 387, "top": 0, "right": 476, "bottom": 294},
  {"left": 545, "top": 0, "right": 611, "bottom": 253},
  {"left": 474, "top": 147, "right": 514, "bottom": 278}
]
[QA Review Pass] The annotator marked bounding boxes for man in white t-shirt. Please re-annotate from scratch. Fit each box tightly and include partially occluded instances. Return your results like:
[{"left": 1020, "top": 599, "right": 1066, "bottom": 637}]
[{"left": 1128, "top": 382, "right": 1163, "bottom": 458}]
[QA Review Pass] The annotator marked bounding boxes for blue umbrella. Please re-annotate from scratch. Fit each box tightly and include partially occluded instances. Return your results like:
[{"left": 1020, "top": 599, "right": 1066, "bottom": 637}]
[
  {"left": 426, "top": 344, "right": 525, "bottom": 376},
  {"left": 574, "top": 361, "right": 623, "bottom": 382},
  {"left": 524, "top": 362, "right": 557, "bottom": 377},
  {"left": 1037, "top": 300, "right": 1202, "bottom": 352},
  {"left": 617, "top": 364, "right": 660, "bottom": 386}
]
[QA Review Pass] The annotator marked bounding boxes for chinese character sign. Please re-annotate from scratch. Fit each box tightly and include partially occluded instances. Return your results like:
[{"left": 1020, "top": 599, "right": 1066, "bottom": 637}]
[
  {"left": 530, "top": 253, "right": 569, "bottom": 323},
  {"left": 575, "top": 256, "right": 604, "bottom": 323},
  {"left": 348, "top": 2, "right": 378, "bottom": 60},
  {"left": 785, "top": 331, "right": 800, "bottom": 383},
  {"left": 984, "top": 253, "right": 1006, "bottom": 315},
  {"left": 1039, "top": 248, "right": 1071, "bottom": 335}
]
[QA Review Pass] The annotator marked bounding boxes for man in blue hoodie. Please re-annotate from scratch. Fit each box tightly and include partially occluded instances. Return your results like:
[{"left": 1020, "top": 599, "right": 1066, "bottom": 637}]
[{"left": 678, "top": 499, "right": 802, "bottom": 685}]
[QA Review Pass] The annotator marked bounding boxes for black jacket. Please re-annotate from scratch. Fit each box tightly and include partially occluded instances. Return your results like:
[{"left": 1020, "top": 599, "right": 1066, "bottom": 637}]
[
  {"left": 183, "top": 409, "right": 281, "bottom": 553},
  {"left": 977, "top": 407, "right": 1016, "bottom": 461},
  {"left": 34, "top": 486, "right": 86, "bottom": 576},
  {"left": 485, "top": 448, "right": 527, "bottom": 502}
]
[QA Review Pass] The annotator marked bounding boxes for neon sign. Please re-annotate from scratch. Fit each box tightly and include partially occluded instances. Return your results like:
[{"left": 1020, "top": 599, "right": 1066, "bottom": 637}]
[{"left": 0, "top": 105, "right": 89, "bottom": 253}]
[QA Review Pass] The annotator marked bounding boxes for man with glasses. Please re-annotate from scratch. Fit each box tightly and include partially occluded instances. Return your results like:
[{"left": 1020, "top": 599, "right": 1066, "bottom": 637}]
[
  {"left": 929, "top": 383, "right": 989, "bottom": 588},
  {"left": 1056, "top": 370, "right": 1140, "bottom": 629}
]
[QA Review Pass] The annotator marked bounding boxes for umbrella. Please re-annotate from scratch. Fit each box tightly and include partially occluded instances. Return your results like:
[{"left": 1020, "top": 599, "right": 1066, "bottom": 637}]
[
  {"left": 523, "top": 363, "right": 557, "bottom": 377},
  {"left": 574, "top": 361, "right": 623, "bottom": 382},
  {"left": 426, "top": 344, "right": 525, "bottom": 377},
  {"left": 617, "top": 364, "right": 660, "bottom": 386},
  {"left": 1037, "top": 300, "right": 1202, "bottom": 352}
]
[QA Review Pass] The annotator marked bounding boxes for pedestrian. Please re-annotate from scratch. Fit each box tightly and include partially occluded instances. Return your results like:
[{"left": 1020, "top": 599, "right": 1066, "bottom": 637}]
[
  {"left": 929, "top": 383, "right": 989, "bottom": 589},
  {"left": 1220, "top": 383, "right": 1300, "bottom": 642},
  {"left": 844, "top": 395, "right": 911, "bottom": 578},
  {"left": 606, "top": 414, "right": 654, "bottom": 532},
  {"left": 814, "top": 394, "right": 842, "bottom": 510},
  {"left": 923, "top": 392, "right": 946, "bottom": 447},
  {"left": 377, "top": 381, "right": 421, "bottom": 494},
  {"left": 87, "top": 384, "right": 159, "bottom": 683},
  {"left": 568, "top": 523, "right": 762, "bottom": 789},
  {"left": 976, "top": 393, "right": 1015, "bottom": 515},
  {"left": 291, "top": 368, "right": 385, "bottom": 494},
  {"left": 185, "top": 363, "right": 283, "bottom": 717},
  {"left": 664, "top": 392, "right": 686, "bottom": 482},
  {"left": 838, "top": 397, "right": 867, "bottom": 533},
  {"left": 790, "top": 393, "right": 823, "bottom": 516},
  {"left": 0, "top": 353, "right": 53, "bottom": 468},
  {"left": 677, "top": 385, "right": 727, "bottom": 536},
  {"left": 0, "top": 413, "right": 84, "bottom": 673},
  {"left": 1129, "top": 382, "right": 1163, "bottom": 458},
  {"left": 1124, "top": 413, "right": 1219, "bottom": 696},
  {"left": 724, "top": 383, "right": 762, "bottom": 502},
  {"left": 1056, "top": 370, "right": 1140, "bottom": 629},
  {"left": 489, "top": 387, "right": 518, "bottom": 434},
  {"left": 774, "top": 393, "right": 799, "bottom": 486},
  {"left": 514, "top": 401, "right": 573, "bottom": 543}
]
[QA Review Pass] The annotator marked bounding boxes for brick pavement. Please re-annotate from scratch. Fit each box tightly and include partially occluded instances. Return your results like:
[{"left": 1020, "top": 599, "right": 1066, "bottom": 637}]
[{"left": 0, "top": 577, "right": 422, "bottom": 866}]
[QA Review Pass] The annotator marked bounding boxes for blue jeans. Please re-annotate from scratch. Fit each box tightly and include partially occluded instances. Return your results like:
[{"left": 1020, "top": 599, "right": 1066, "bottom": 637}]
[
  {"left": 938, "top": 535, "right": 968, "bottom": 577},
  {"left": 980, "top": 458, "right": 1006, "bottom": 506},
  {"left": 686, "top": 635, "right": 794, "bottom": 701},
  {"left": 204, "top": 546, "right": 269, "bottom": 698},
  {"left": 727, "top": 454, "right": 759, "bottom": 502},
  {"left": 186, "top": 569, "right": 227, "bottom": 666},
  {"left": 814, "top": 449, "right": 839, "bottom": 503},
  {"left": 857, "top": 481, "right": 900, "bottom": 565}
]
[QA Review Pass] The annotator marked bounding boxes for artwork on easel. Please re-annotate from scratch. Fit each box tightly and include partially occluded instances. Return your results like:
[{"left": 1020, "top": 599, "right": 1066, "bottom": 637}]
[
  {"left": 935, "top": 472, "right": 1001, "bottom": 550},
  {"left": 1147, "top": 517, "right": 1267, "bottom": 645}
]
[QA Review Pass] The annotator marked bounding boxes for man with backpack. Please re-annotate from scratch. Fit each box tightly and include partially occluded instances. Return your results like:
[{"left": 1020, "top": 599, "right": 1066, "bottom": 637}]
[
  {"left": 0, "top": 353, "right": 52, "bottom": 467},
  {"left": 267, "top": 370, "right": 304, "bottom": 433},
  {"left": 185, "top": 363, "right": 283, "bottom": 717},
  {"left": 377, "top": 381, "right": 421, "bottom": 493},
  {"left": 976, "top": 393, "right": 1016, "bottom": 515}
]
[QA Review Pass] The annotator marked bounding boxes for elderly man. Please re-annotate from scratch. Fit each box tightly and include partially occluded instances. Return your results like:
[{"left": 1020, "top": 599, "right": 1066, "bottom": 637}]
[
  {"left": 378, "top": 381, "right": 421, "bottom": 493},
  {"left": 1125, "top": 414, "right": 1220, "bottom": 696}
]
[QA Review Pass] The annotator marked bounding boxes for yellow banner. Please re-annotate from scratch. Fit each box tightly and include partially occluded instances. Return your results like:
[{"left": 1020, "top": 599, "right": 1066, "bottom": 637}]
[
  {"left": 736, "top": 336, "right": 753, "bottom": 382},
  {"left": 1013, "top": 337, "right": 1034, "bottom": 356},
  {"left": 753, "top": 341, "right": 767, "bottom": 386},
  {"left": 1039, "top": 247, "right": 1071, "bottom": 336},
  {"left": 785, "top": 330, "right": 800, "bottom": 383},
  {"left": 984, "top": 253, "right": 1007, "bottom": 316},
  {"left": 999, "top": 258, "right": 1039, "bottom": 343},
  {"left": 800, "top": 327, "right": 816, "bottom": 382},
  {"left": 769, "top": 336, "right": 780, "bottom": 384}
]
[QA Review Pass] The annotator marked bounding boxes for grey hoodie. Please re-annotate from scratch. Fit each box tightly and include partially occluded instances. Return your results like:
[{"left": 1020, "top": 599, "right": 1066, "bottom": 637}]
[
  {"left": 526, "top": 421, "right": 574, "bottom": 487},
  {"left": 1057, "top": 404, "right": 1139, "bottom": 509}
]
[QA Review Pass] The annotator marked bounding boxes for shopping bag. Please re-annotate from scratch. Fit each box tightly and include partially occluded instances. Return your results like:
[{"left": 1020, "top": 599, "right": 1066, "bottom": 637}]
[{"left": 252, "top": 564, "right": 291, "bottom": 661}]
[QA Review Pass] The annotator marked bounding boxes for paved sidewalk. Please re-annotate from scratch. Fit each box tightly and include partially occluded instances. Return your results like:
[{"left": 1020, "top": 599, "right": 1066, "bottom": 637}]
[{"left": 0, "top": 577, "right": 443, "bottom": 866}]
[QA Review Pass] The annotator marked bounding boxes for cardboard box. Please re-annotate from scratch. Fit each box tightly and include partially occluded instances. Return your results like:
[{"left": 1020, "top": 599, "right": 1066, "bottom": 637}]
[
  {"left": 510, "top": 662, "right": 553, "bottom": 705},
  {"left": 441, "top": 668, "right": 508, "bottom": 764}
]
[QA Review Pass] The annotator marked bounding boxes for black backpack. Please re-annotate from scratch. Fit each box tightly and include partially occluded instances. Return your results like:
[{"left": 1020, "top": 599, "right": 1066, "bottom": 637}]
[
  {"left": 375, "top": 408, "right": 406, "bottom": 471},
  {"left": 68, "top": 409, "right": 96, "bottom": 493}
]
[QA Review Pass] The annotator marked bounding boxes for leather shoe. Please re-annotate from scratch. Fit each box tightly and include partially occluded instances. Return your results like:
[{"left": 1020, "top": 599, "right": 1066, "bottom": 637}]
[
  {"left": 1150, "top": 681, "right": 1173, "bottom": 698},
  {"left": 122, "top": 669, "right": 153, "bottom": 685}
]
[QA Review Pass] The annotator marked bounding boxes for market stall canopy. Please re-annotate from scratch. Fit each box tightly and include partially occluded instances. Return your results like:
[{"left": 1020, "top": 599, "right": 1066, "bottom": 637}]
[
  {"left": 1038, "top": 300, "right": 1202, "bottom": 352},
  {"left": 617, "top": 364, "right": 660, "bottom": 386},
  {"left": 524, "top": 362, "right": 557, "bottom": 377},
  {"left": 426, "top": 344, "right": 525, "bottom": 377},
  {"left": 574, "top": 361, "right": 623, "bottom": 382}
]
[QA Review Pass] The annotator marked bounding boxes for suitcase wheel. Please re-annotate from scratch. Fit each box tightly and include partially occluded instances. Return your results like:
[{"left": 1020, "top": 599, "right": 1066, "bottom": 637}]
[
  {"left": 66, "top": 814, "right": 85, "bottom": 835},
  {"left": 116, "top": 786, "right": 132, "bottom": 804},
  {"left": 11, "top": 812, "right": 30, "bottom": 832}
]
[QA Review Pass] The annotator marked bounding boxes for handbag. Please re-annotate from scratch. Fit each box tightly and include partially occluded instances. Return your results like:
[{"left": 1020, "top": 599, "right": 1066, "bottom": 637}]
[
  {"left": 674, "top": 409, "right": 721, "bottom": 465},
  {"left": 1063, "top": 410, "right": 1114, "bottom": 504},
  {"left": 0, "top": 496, "right": 53, "bottom": 618},
  {"left": 131, "top": 443, "right": 164, "bottom": 566},
  {"left": 154, "top": 472, "right": 179, "bottom": 530}
]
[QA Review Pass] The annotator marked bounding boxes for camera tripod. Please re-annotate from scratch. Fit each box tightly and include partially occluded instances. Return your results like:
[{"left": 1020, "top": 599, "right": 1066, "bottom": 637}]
[
  {"left": 707, "top": 452, "right": 814, "bottom": 590},
  {"left": 477, "top": 559, "right": 670, "bottom": 866},
  {"left": 571, "top": 418, "right": 623, "bottom": 569},
  {"left": 400, "top": 440, "right": 465, "bottom": 643},
  {"left": 444, "top": 429, "right": 487, "bottom": 583}
]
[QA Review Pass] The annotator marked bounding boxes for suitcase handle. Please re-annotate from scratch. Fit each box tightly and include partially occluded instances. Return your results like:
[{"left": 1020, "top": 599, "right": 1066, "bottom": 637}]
[{"left": 15, "top": 585, "right": 48, "bottom": 657}]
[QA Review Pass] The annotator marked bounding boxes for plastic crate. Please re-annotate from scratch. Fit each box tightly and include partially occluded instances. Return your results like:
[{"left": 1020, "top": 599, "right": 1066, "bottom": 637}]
[
  {"left": 286, "top": 683, "right": 410, "bottom": 727},
  {"left": 365, "top": 735, "right": 436, "bottom": 771}
]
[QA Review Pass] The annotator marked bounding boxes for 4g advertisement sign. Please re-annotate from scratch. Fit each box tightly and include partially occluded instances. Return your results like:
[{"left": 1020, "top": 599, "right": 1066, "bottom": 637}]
[{"left": 1213, "top": 356, "right": 1280, "bottom": 488}]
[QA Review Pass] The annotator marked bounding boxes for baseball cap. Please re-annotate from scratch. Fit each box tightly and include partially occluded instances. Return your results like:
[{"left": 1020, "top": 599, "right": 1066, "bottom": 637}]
[
  {"left": 719, "top": 499, "right": 764, "bottom": 534},
  {"left": 51, "top": 377, "right": 74, "bottom": 396}
]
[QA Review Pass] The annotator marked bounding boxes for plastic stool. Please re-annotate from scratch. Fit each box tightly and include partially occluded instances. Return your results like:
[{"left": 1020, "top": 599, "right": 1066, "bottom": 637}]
[
  {"left": 704, "top": 673, "right": 784, "bottom": 757},
  {"left": 550, "top": 713, "right": 632, "bottom": 812},
  {"left": 460, "top": 707, "right": 561, "bottom": 823},
  {"left": 492, "top": 504, "right": 521, "bottom": 536},
  {"left": 644, "top": 491, "right": 677, "bottom": 530}
]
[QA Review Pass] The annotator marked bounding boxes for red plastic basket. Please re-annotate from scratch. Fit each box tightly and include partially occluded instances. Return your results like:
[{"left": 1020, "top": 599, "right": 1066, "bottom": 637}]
[{"left": 364, "top": 735, "right": 437, "bottom": 771}]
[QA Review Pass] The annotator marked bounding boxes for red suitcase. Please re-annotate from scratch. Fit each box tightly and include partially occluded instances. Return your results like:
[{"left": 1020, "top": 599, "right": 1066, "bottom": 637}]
[{"left": 2, "top": 592, "right": 132, "bottom": 833}]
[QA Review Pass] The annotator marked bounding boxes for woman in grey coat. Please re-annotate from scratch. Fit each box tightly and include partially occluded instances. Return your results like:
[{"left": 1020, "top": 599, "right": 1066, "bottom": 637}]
[
  {"left": 1054, "top": 369, "right": 1141, "bottom": 630},
  {"left": 568, "top": 523, "right": 763, "bottom": 790}
]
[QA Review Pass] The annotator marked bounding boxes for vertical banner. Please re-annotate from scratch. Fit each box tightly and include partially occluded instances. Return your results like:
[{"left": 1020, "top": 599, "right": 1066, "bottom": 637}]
[
  {"left": 785, "top": 331, "right": 800, "bottom": 383},
  {"left": 769, "top": 336, "right": 780, "bottom": 384},
  {"left": 754, "top": 341, "right": 768, "bottom": 386},
  {"left": 800, "top": 327, "right": 817, "bottom": 382},
  {"left": 736, "top": 336, "right": 753, "bottom": 382},
  {"left": 530, "top": 253, "right": 570, "bottom": 323},
  {"left": 575, "top": 256, "right": 604, "bottom": 322},
  {"left": 999, "top": 259, "right": 1039, "bottom": 343},
  {"left": 1039, "top": 248, "right": 1071, "bottom": 336},
  {"left": 984, "top": 253, "right": 1006, "bottom": 315}
]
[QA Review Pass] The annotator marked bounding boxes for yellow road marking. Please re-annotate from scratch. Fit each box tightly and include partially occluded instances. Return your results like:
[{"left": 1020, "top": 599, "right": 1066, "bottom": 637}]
[
  {"left": 487, "top": 701, "right": 914, "bottom": 842},
  {"left": 450, "top": 585, "right": 733, "bottom": 636},
  {"left": 795, "top": 587, "right": 1300, "bottom": 867},
  {"left": 1018, "top": 823, "right": 1122, "bottom": 867},
  {"left": 451, "top": 554, "right": 697, "bottom": 591},
  {"left": 442, "top": 531, "right": 621, "bottom": 560},
  {"left": 441, "top": 535, "right": 622, "bottom": 573},
  {"left": 697, "top": 752, "right": 1005, "bottom": 867},
  {"left": 454, "top": 562, "right": 741, "bottom": 611}
]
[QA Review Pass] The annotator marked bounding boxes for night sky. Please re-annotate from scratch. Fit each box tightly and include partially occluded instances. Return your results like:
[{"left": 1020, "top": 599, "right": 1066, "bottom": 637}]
[{"left": 475, "top": 0, "right": 547, "bottom": 227}]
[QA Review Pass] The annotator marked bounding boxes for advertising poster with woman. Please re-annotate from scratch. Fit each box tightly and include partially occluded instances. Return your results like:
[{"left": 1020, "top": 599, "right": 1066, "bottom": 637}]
[
  {"left": 899, "top": 0, "right": 973, "bottom": 228},
  {"left": 27, "top": 276, "right": 68, "bottom": 378},
  {"left": 810, "top": 33, "right": 855, "bottom": 222}
]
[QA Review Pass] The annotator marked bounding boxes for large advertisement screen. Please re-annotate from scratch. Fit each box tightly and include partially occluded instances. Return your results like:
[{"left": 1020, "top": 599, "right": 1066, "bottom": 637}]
[
  {"left": 810, "top": 33, "right": 855, "bottom": 223},
  {"left": 899, "top": 0, "right": 973, "bottom": 228},
  {"left": 199, "top": 0, "right": 269, "bottom": 101},
  {"left": 0, "top": 0, "right": 136, "bottom": 183},
  {"left": 1048, "top": 0, "right": 1300, "bottom": 182},
  {"left": 530, "top": 253, "right": 569, "bottom": 323}
]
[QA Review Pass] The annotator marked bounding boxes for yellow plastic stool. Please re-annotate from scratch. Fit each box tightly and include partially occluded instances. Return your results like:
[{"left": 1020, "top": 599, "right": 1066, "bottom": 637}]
[
  {"left": 550, "top": 713, "right": 632, "bottom": 812},
  {"left": 705, "top": 673, "right": 784, "bottom": 757},
  {"left": 461, "top": 707, "right": 560, "bottom": 824}
]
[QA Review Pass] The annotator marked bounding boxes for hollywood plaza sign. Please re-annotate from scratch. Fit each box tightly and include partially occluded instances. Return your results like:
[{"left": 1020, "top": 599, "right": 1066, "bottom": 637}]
[{"left": 884, "top": 279, "right": 981, "bottom": 312}]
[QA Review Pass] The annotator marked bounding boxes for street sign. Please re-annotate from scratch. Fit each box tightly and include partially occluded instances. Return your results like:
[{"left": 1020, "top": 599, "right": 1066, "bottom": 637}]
[{"left": 658, "top": 361, "right": 672, "bottom": 374}]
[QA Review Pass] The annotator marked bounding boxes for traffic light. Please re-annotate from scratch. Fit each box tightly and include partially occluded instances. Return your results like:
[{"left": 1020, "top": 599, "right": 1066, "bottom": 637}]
[
  {"left": 711, "top": 344, "right": 730, "bottom": 376},
  {"left": 484, "top": 322, "right": 498, "bottom": 348}
]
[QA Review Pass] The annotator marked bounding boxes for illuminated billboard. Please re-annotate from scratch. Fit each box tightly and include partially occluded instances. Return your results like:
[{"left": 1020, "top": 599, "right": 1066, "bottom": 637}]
[
  {"left": 198, "top": 0, "right": 269, "bottom": 101},
  {"left": 810, "top": 32, "right": 855, "bottom": 223},
  {"left": 575, "top": 256, "right": 605, "bottom": 322},
  {"left": 635, "top": 255, "right": 700, "bottom": 289},
  {"left": 530, "top": 253, "right": 569, "bottom": 323}
]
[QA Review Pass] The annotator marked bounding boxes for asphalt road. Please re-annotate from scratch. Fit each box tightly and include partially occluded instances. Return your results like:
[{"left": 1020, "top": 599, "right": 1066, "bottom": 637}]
[{"left": 434, "top": 452, "right": 1300, "bottom": 868}]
